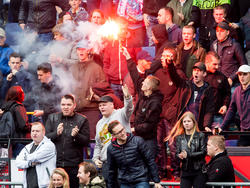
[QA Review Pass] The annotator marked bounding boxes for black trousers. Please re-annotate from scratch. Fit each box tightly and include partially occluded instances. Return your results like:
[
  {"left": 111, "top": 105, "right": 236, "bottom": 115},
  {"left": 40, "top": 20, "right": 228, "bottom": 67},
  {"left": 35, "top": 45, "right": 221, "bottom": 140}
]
[
  {"left": 180, "top": 171, "right": 206, "bottom": 188},
  {"left": 62, "top": 166, "right": 79, "bottom": 188}
]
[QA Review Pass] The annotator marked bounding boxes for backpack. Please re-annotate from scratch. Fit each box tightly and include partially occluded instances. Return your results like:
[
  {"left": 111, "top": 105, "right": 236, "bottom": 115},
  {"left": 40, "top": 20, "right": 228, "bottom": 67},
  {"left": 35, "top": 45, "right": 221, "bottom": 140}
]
[{"left": 0, "top": 111, "right": 15, "bottom": 138}]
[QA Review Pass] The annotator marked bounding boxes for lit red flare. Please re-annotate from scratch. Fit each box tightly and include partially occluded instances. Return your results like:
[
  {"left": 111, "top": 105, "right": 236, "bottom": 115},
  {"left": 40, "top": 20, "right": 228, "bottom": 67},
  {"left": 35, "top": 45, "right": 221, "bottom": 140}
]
[{"left": 98, "top": 20, "right": 120, "bottom": 40}]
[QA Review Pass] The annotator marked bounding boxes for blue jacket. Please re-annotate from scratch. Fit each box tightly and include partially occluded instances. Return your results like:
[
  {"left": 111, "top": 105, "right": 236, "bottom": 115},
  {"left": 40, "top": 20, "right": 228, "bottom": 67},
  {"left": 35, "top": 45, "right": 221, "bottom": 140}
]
[
  {"left": 0, "top": 44, "right": 14, "bottom": 77},
  {"left": 221, "top": 85, "right": 250, "bottom": 130}
]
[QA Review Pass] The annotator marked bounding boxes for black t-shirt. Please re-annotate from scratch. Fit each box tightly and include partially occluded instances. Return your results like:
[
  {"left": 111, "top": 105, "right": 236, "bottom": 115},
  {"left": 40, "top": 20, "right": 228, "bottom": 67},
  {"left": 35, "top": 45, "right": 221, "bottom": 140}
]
[
  {"left": 26, "top": 144, "right": 39, "bottom": 188},
  {"left": 180, "top": 48, "right": 192, "bottom": 75}
]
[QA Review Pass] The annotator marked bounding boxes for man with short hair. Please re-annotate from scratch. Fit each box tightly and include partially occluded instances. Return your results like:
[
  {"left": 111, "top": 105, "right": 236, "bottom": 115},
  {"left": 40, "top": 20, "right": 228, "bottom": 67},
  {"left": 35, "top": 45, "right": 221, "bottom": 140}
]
[
  {"left": 70, "top": 40, "right": 107, "bottom": 139},
  {"left": 204, "top": 51, "right": 231, "bottom": 126},
  {"left": 211, "top": 21, "right": 247, "bottom": 86},
  {"left": 205, "top": 135, "right": 235, "bottom": 186},
  {"left": 92, "top": 86, "right": 133, "bottom": 182},
  {"left": 77, "top": 161, "right": 106, "bottom": 187},
  {"left": 16, "top": 122, "right": 56, "bottom": 188},
  {"left": 107, "top": 120, "right": 162, "bottom": 188},
  {"left": 176, "top": 25, "right": 206, "bottom": 78},
  {"left": 33, "top": 62, "right": 62, "bottom": 123},
  {"left": 166, "top": 59, "right": 215, "bottom": 131},
  {"left": 220, "top": 65, "right": 250, "bottom": 146},
  {"left": 46, "top": 94, "right": 90, "bottom": 187},
  {"left": 123, "top": 47, "right": 163, "bottom": 158},
  {"left": 157, "top": 7, "right": 182, "bottom": 46},
  {"left": 1, "top": 52, "right": 34, "bottom": 107}
]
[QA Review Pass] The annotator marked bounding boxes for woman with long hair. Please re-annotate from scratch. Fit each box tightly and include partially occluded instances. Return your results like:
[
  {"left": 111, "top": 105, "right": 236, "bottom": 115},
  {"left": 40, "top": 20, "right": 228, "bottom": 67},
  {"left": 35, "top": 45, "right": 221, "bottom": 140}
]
[
  {"left": 165, "top": 111, "right": 206, "bottom": 188},
  {"left": 1, "top": 86, "right": 30, "bottom": 156},
  {"left": 48, "top": 168, "right": 70, "bottom": 188}
]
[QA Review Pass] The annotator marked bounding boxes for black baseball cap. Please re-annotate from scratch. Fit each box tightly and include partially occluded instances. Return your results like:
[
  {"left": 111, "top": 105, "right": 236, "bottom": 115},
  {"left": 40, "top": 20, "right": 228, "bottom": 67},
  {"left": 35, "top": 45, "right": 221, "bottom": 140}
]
[
  {"left": 193, "top": 62, "right": 206, "bottom": 72},
  {"left": 98, "top": 95, "right": 113, "bottom": 103}
]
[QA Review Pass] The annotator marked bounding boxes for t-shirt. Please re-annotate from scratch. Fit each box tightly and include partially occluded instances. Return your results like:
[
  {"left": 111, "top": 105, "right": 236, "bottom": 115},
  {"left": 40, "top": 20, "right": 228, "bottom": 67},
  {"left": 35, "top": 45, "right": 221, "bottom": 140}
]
[{"left": 26, "top": 144, "right": 38, "bottom": 188}]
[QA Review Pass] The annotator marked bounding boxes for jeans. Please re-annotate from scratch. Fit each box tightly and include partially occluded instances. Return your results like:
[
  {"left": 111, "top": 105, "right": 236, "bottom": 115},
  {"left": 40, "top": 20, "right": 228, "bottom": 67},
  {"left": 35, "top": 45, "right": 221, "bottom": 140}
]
[
  {"left": 37, "top": 32, "right": 53, "bottom": 44},
  {"left": 120, "top": 181, "right": 150, "bottom": 188}
]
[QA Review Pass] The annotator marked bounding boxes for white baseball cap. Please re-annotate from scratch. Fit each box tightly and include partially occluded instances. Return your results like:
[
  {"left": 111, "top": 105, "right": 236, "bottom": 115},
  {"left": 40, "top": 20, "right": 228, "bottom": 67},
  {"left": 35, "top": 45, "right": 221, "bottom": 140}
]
[{"left": 236, "top": 65, "right": 250, "bottom": 74}]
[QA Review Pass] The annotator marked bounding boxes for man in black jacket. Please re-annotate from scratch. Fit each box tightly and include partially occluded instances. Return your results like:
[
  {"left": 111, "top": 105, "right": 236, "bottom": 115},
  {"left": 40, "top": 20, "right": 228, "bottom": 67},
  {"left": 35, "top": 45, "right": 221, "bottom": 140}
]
[
  {"left": 122, "top": 46, "right": 163, "bottom": 159},
  {"left": 32, "top": 62, "right": 62, "bottom": 123},
  {"left": 204, "top": 51, "right": 231, "bottom": 126},
  {"left": 206, "top": 135, "right": 235, "bottom": 187},
  {"left": 46, "top": 94, "right": 90, "bottom": 188},
  {"left": 107, "top": 120, "right": 162, "bottom": 188}
]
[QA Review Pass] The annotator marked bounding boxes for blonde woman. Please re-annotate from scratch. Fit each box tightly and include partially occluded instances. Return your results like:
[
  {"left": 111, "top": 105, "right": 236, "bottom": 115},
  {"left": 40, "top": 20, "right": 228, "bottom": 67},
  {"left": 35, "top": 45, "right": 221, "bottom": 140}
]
[
  {"left": 48, "top": 168, "right": 70, "bottom": 188},
  {"left": 165, "top": 111, "right": 206, "bottom": 188}
]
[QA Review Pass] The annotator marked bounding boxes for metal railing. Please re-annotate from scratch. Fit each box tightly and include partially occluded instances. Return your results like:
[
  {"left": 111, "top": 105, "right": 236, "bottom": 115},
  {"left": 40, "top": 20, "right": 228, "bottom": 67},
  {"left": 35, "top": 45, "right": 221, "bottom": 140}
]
[
  {"left": 0, "top": 181, "right": 23, "bottom": 187},
  {"left": 150, "top": 182, "right": 250, "bottom": 187}
]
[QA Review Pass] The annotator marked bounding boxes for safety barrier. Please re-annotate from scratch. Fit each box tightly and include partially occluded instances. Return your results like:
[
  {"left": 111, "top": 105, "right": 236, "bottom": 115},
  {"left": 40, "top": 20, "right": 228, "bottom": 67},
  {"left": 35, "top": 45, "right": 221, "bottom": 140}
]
[
  {"left": 150, "top": 182, "right": 250, "bottom": 187},
  {"left": 0, "top": 181, "right": 23, "bottom": 187}
]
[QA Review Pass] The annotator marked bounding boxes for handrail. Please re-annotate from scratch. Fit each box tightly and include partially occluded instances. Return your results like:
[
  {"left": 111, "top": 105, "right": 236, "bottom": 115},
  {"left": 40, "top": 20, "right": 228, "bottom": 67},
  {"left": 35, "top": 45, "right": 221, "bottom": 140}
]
[
  {"left": 150, "top": 182, "right": 250, "bottom": 187},
  {"left": 0, "top": 182, "right": 23, "bottom": 187}
]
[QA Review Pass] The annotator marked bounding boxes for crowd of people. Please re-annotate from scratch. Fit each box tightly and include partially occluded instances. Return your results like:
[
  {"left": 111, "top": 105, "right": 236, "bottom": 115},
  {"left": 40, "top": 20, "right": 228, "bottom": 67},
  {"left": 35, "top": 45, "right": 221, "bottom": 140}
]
[{"left": 0, "top": 0, "right": 249, "bottom": 187}]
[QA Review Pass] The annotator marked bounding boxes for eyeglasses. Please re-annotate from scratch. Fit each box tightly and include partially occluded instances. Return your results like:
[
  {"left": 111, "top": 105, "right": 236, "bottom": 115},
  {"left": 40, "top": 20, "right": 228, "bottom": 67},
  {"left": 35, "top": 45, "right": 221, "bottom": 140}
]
[
  {"left": 0, "top": 36, "right": 5, "bottom": 39},
  {"left": 113, "top": 128, "right": 125, "bottom": 135}
]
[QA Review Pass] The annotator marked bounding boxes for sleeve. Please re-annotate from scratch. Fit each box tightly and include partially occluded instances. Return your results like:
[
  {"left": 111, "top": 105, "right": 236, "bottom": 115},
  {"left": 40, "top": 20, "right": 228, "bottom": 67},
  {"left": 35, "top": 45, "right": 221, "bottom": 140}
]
[
  {"left": 126, "top": 58, "right": 143, "bottom": 94},
  {"left": 221, "top": 75, "right": 231, "bottom": 107},
  {"left": 103, "top": 44, "right": 111, "bottom": 81},
  {"left": 45, "top": 115, "right": 59, "bottom": 141},
  {"left": 202, "top": 87, "right": 215, "bottom": 129},
  {"left": 55, "top": 0, "right": 70, "bottom": 11},
  {"left": 92, "top": 128, "right": 102, "bottom": 161},
  {"left": 137, "top": 137, "right": 160, "bottom": 183},
  {"left": 167, "top": 62, "right": 186, "bottom": 87},
  {"left": 0, "top": 79, "right": 11, "bottom": 99},
  {"left": 18, "top": 0, "right": 27, "bottom": 24},
  {"left": 15, "top": 147, "right": 30, "bottom": 169},
  {"left": 230, "top": 43, "right": 248, "bottom": 81},
  {"left": 120, "top": 95, "right": 134, "bottom": 123},
  {"left": 189, "top": 2, "right": 201, "bottom": 28},
  {"left": 175, "top": 136, "right": 181, "bottom": 158},
  {"left": 107, "top": 146, "right": 118, "bottom": 188},
  {"left": 0, "top": 48, "right": 13, "bottom": 76},
  {"left": 220, "top": 90, "right": 238, "bottom": 130},
  {"left": 14, "top": 105, "right": 29, "bottom": 132},
  {"left": 73, "top": 117, "right": 90, "bottom": 146}
]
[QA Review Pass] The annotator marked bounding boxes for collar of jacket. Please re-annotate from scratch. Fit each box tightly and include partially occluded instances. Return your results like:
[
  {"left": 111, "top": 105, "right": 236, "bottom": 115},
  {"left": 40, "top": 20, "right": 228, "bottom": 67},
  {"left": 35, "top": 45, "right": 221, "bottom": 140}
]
[
  {"left": 111, "top": 133, "right": 132, "bottom": 148},
  {"left": 217, "top": 37, "right": 233, "bottom": 47},
  {"left": 209, "top": 150, "right": 228, "bottom": 164},
  {"left": 177, "top": 40, "right": 200, "bottom": 54}
]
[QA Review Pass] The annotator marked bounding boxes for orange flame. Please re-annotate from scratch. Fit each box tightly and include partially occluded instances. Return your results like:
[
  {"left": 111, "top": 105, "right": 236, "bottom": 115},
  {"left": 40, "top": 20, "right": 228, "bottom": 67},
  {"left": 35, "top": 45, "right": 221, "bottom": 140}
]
[{"left": 98, "top": 20, "right": 120, "bottom": 40}]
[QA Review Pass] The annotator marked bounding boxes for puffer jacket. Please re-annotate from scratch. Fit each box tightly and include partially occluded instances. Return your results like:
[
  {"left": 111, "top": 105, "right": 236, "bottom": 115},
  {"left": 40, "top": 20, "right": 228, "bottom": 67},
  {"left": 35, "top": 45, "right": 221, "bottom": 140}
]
[
  {"left": 18, "top": 0, "right": 70, "bottom": 33},
  {"left": 45, "top": 112, "right": 90, "bottom": 167},
  {"left": 176, "top": 131, "right": 206, "bottom": 171},
  {"left": 107, "top": 134, "right": 160, "bottom": 187}
]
